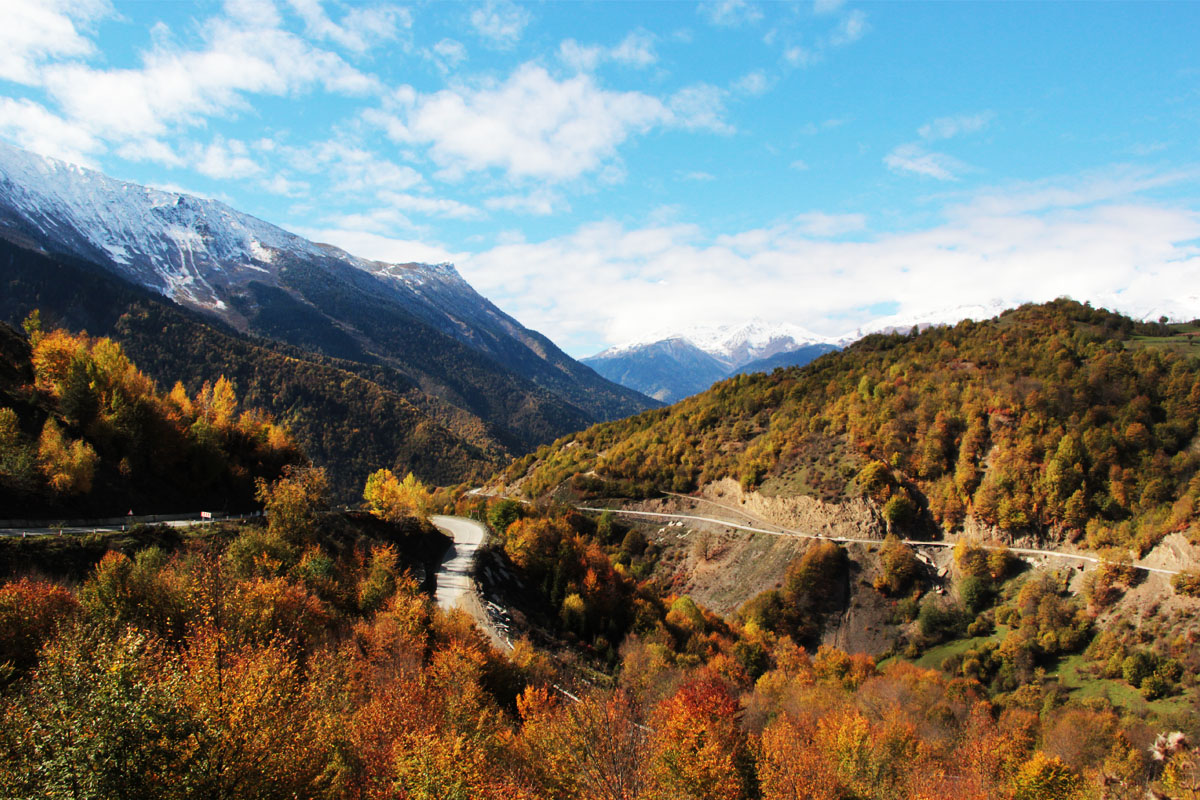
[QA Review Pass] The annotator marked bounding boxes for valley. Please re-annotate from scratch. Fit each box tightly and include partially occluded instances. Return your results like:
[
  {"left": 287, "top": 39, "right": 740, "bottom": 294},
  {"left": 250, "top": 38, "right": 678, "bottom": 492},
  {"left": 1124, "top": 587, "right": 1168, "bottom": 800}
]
[
  {"left": 3, "top": 193, "right": 1200, "bottom": 797},
  {"left": 3, "top": 3, "right": 1200, "bottom": 792}
]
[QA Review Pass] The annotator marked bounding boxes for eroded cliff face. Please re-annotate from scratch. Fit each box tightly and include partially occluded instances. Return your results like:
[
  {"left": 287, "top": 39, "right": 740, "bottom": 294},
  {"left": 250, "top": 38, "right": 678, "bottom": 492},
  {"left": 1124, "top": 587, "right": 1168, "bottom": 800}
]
[
  {"left": 608, "top": 479, "right": 900, "bottom": 655},
  {"left": 696, "top": 477, "right": 887, "bottom": 540}
]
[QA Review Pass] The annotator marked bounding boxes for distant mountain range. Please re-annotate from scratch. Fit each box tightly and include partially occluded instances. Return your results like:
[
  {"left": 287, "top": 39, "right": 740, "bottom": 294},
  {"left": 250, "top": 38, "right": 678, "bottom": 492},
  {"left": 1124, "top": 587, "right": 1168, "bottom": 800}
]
[
  {"left": 583, "top": 320, "right": 841, "bottom": 402},
  {"left": 582, "top": 300, "right": 1113, "bottom": 403},
  {"left": 0, "top": 141, "right": 656, "bottom": 498}
]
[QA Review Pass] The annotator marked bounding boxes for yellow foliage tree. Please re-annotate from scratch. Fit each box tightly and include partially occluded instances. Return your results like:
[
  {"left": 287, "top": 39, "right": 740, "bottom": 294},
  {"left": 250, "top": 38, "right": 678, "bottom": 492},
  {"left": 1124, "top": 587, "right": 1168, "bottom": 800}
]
[
  {"left": 196, "top": 375, "right": 238, "bottom": 430},
  {"left": 255, "top": 465, "right": 329, "bottom": 541},
  {"left": 0, "top": 408, "right": 36, "bottom": 489},
  {"left": 37, "top": 418, "right": 98, "bottom": 494},
  {"left": 1011, "top": 751, "right": 1085, "bottom": 800},
  {"left": 362, "top": 468, "right": 431, "bottom": 521}
]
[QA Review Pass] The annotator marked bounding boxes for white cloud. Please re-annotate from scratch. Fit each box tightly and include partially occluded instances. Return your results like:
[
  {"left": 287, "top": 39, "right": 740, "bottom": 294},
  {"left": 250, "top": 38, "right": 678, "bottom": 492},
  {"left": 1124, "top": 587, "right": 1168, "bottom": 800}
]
[
  {"left": 784, "top": 46, "right": 816, "bottom": 68},
  {"left": 428, "top": 38, "right": 468, "bottom": 73},
  {"left": 733, "top": 70, "right": 770, "bottom": 96},
  {"left": 485, "top": 189, "right": 565, "bottom": 216},
  {"left": 558, "top": 40, "right": 605, "bottom": 72},
  {"left": 790, "top": 159, "right": 809, "bottom": 171},
  {"left": 470, "top": 0, "right": 531, "bottom": 49},
  {"left": 29, "top": 4, "right": 375, "bottom": 151},
  {"left": 261, "top": 173, "right": 310, "bottom": 197},
  {"left": 290, "top": 140, "right": 424, "bottom": 193},
  {"left": 884, "top": 143, "right": 966, "bottom": 181},
  {"left": 115, "top": 137, "right": 182, "bottom": 167},
  {"left": 611, "top": 30, "right": 657, "bottom": 68},
  {"left": 0, "top": 97, "right": 101, "bottom": 166},
  {"left": 0, "top": 0, "right": 109, "bottom": 86},
  {"left": 830, "top": 9, "right": 868, "bottom": 46},
  {"left": 668, "top": 83, "right": 733, "bottom": 134},
  {"left": 813, "top": 0, "right": 844, "bottom": 14},
  {"left": 886, "top": 112, "right": 991, "bottom": 182},
  {"left": 559, "top": 30, "right": 657, "bottom": 72},
  {"left": 367, "top": 64, "right": 726, "bottom": 183},
  {"left": 377, "top": 190, "right": 481, "bottom": 220},
  {"left": 297, "top": 227, "right": 467, "bottom": 266},
  {"left": 792, "top": 211, "right": 866, "bottom": 237},
  {"left": 458, "top": 182, "right": 1200, "bottom": 354},
  {"left": 682, "top": 171, "right": 716, "bottom": 182},
  {"left": 700, "top": 0, "right": 763, "bottom": 27},
  {"left": 285, "top": 0, "right": 410, "bottom": 52},
  {"left": 800, "top": 118, "right": 847, "bottom": 136},
  {"left": 321, "top": 207, "right": 412, "bottom": 233},
  {"left": 948, "top": 167, "right": 1199, "bottom": 217},
  {"left": 918, "top": 111, "right": 995, "bottom": 141},
  {"left": 192, "top": 136, "right": 262, "bottom": 179}
]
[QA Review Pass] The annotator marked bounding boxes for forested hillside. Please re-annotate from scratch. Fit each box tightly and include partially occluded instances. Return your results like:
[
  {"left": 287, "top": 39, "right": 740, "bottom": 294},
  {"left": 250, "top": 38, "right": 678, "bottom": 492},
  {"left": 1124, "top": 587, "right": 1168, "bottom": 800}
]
[
  {"left": 0, "top": 319, "right": 299, "bottom": 518},
  {"left": 3, "top": 487, "right": 1195, "bottom": 799},
  {"left": 0, "top": 240, "right": 509, "bottom": 497},
  {"left": 503, "top": 300, "right": 1200, "bottom": 553}
]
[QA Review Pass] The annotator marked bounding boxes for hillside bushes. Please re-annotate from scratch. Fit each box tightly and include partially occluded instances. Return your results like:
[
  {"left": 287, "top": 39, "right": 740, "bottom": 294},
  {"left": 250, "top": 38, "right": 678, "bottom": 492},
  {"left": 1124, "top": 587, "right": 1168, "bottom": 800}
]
[{"left": 507, "top": 300, "right": 1200, "bottom": 552}]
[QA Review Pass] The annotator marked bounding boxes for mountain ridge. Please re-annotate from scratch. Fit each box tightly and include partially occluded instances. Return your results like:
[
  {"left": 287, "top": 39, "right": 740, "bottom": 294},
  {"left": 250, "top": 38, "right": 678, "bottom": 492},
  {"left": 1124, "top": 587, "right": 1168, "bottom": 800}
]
[
  {"left": 0, "top": 140, "right": 656, "bottom": 431},
  {"left": 584, "top": 320, "right": 842, "bottom": 402}
]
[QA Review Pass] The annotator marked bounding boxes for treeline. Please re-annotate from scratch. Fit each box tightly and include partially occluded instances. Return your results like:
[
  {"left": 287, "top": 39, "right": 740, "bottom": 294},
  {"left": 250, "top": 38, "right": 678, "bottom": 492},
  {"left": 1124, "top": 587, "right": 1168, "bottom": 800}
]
[
  {"left": 4, "top": 490, "right": 1196, "bottom": 798},
  {"left": 0, "top": 318, "right": 299, "bottom": 517},
  {"left": 506, "top": 300, "right": 1200, "bottom": 552}
]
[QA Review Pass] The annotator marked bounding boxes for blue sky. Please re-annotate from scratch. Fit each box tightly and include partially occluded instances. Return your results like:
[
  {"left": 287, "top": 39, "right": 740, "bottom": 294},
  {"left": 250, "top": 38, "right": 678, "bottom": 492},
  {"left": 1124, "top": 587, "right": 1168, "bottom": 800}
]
[{"left": 2, "top": 0, "right": 1199, "bottom": 356}]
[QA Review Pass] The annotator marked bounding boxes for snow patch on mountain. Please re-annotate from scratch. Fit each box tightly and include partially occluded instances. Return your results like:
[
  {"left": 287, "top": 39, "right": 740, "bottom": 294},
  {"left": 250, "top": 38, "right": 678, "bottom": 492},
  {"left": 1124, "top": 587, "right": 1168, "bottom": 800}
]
[
  {"left": 600, "top": 318, "right": 836, "bottom": 368},
  {"left": 0, "top": 140, "right": 461, "bottom": 316}
]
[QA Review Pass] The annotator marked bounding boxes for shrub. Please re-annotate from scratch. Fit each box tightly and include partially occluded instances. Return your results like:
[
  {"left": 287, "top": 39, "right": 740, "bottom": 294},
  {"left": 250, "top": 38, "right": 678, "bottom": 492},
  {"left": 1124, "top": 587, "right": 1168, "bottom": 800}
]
[{"left": 1171, "top": 569, "right": 1200, "bottom": 598}]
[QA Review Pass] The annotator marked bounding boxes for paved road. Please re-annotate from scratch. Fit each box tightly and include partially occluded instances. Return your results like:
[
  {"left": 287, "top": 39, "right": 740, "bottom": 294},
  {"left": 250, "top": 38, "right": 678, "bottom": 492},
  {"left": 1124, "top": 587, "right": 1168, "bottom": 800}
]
[
  {"left": 579, "top": 505, "right": 1183, "bottom": 577},
  {"left": 0, "top": 514, "right": 256, "bottom": 538},
  {"left": 430, "top": 515, "right": 489, "bottom": 612},
  {"left": 429, "top": 514, "right": 516, "bottom": 652}
]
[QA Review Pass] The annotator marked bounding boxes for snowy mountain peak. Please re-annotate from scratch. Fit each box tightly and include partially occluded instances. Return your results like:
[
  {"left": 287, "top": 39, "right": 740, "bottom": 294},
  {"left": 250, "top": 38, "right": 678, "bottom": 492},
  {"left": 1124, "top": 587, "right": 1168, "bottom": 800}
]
[
  {"left": 599, "top": 318, "right": 835, "bottom": 368},
  {"left": 0, "top": 140, "right": 462, "bottom": 317}
]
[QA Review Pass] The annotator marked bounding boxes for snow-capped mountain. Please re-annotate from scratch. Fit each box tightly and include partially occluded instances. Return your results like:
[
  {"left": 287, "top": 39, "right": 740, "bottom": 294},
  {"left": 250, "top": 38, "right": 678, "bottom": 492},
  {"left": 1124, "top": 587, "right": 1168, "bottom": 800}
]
[
  {"left": 0, "top": 141, "right": 508, "bottom": 351},
  {"left": 584, "top": 320, "right": 840, "bottom": 403},
  {"left": 598, "top": 319, "right": 836, "bottom": 370},
  {"left": 0, "top": 141, "right": 655, "bottom": 450},
  {"left": 582, "top": 338, "right": 730, "bottom": 403}
]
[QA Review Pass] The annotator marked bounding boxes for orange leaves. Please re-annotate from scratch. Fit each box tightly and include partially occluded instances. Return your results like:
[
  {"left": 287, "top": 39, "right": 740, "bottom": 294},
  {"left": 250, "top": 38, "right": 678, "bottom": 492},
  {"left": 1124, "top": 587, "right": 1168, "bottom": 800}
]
[
  {"left": 181, "top": 628, "right": 333, "bottom": 798},
  {"left": 519, "top": 686, "right": 648, "bottom": 800},
  {"left": 255, "top": 465, "right": 329, "bottom": 541},
  {"left": 758, "top": 714, "right": 842, "bottom": 800},
  {"left": 649, "top": 676, "right": 753, "bottom": 800},
  {"left": 36, "top": 418, "right": 98, "bottom": 493},
  {"left": 0, "top": 578, "right": 79, "bottom": 675},
  {"left": 226, "top": 575, "right": 330, "bottom": 654},
  {"left": 505, "top": 516, "right": 571, "bottom": 573},
  {"left": 29, "top": 328, "right": 88, "bottom": 397}
]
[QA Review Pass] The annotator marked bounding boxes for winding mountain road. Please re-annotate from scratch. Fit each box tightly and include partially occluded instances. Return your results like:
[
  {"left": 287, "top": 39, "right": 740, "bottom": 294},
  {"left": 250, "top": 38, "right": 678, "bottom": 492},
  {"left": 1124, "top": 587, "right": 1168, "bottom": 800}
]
[
  {"left": 577, "top": 504, "right": 1184, "bottom": 577},
  {"left": 430, "top": 515, "right": 488, "bottom": 611},
  {"left": 429, "top": 514, "right": 513, "bottom": 651}
]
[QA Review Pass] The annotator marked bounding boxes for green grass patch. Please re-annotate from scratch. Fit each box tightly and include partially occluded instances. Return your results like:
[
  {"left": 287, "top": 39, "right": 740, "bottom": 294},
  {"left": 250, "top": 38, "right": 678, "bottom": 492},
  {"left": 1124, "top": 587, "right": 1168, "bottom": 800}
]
[
  {"left": 1052, "top": 653, "right": 1195, "bottom": 717},
  {"left": 1127, "top": 323, "right": 1200, "bottom": 360},
  {"left": 911, "top": 626, "right": 1008, "bottom": 670}
]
